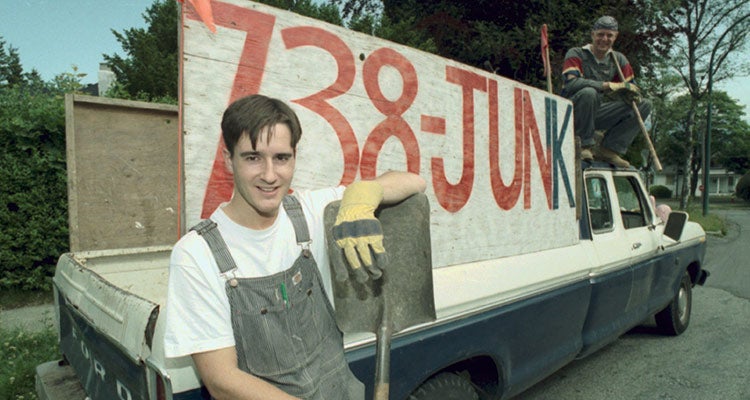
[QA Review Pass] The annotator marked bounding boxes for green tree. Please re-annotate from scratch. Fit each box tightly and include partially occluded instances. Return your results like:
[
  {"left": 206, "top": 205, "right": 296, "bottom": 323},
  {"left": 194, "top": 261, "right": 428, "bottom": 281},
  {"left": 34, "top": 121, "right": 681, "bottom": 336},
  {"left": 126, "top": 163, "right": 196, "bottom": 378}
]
[
  {"left": 707, "top": 92, "right": 750, "bottom": 175},
  {"left": 332, "top": 0, "right": 666, "bottom": 91},
  {"left": 103, "top": 0, "right": 351, "bottom": 103},
  {"left": 657, "top": 91, "right": 750, "bottom": 191},
  {"left": 346, "top": 8, "right": 437, "bottom": 53},
  {"left": 0, "top": 37, "right": 24, "bottom": 88},
  {"left": 262, "top": 0, "right": 345, "bottom": 25},
  {"left": 0, "top": 39, "right": 78, "bottom": 290},
  {"left": 104, "top": 0, "right": 179, "bottom": 103},
  {"left": 737, "top": 173, "right": 750, "bottom": 201},
  {"left": 0, "top": 36, "right": 48, "bottom": 89},
  {"left": 626, "top": 62, "right": 684, "bottom": 171},
  {"left": 652, "top": 0, "right": 750, "bottom": 208}
]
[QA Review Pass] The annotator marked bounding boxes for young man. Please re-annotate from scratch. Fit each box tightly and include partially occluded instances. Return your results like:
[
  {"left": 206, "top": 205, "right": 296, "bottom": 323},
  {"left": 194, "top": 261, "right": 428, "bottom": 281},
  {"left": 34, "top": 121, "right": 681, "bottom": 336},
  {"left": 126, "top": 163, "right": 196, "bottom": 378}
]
[
  {"left": 164, "top": 94, "right": 426, "bottom": 399},
  {"left": 561, "top": 15, "right": 652, "bottom": 168}
]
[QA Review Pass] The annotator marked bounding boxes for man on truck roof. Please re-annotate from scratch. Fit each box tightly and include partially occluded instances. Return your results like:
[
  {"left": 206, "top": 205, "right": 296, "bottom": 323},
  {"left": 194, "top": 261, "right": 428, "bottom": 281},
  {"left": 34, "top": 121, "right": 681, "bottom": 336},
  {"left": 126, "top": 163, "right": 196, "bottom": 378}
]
[
  {"left": 163, "top": 94, "right": 426, "bottom": 399},
  {"left": 561, "top": 15, "right": 652, "bottom": 168}
]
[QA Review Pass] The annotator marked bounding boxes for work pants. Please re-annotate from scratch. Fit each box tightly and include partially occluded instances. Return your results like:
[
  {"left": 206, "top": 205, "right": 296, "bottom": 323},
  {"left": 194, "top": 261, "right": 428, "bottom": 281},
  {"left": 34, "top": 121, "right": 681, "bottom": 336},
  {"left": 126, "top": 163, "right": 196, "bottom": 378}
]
[{"left": 570, "top": 87, "right": 652, "bottom": 154}]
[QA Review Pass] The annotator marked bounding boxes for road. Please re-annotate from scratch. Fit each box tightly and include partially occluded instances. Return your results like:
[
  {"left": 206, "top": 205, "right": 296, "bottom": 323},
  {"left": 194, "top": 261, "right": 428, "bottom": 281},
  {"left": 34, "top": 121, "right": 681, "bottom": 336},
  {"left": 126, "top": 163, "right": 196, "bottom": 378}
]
[
  {"left": 518, "top": 209, "right": 750, "bottom": 400},
  {"left": 701, "top": 210, "right": 750, "bottom": 300}
]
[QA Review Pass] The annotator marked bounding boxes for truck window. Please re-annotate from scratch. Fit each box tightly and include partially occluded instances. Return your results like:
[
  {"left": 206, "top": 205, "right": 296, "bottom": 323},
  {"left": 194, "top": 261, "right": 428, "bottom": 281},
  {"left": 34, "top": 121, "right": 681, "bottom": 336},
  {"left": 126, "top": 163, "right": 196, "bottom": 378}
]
[
  {"left": 586, "top": 177, "right": 613, "bottom": 232},
  {"left": 613, "top": 176, "right": 649, "bottom": 229}
]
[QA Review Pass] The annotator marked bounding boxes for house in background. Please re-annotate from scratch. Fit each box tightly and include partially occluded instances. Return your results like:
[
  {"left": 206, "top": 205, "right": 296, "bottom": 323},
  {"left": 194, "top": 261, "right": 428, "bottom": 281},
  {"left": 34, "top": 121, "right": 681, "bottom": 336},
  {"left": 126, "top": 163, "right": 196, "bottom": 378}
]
[{"left": 652, "top": 166, "right": 740, "bottom": 197}]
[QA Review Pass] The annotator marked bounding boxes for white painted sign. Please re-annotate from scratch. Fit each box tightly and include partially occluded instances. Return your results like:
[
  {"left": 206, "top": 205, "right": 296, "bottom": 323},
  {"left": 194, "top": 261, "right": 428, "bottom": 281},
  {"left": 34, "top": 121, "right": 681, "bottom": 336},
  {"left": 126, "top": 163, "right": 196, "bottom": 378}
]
[{"left": 181, "top": 0, "right": 577, "bottom": 267}]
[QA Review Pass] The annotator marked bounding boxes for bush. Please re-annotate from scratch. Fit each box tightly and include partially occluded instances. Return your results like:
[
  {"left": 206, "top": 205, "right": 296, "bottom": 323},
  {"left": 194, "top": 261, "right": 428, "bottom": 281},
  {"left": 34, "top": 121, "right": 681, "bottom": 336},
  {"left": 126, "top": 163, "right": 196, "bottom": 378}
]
[
  {"left": 0, "top": 85, "right": 69, "bottom": 291},
  {"left": 649, "top": 185, "right": 673, "bottom": 199},
  {"left": 737, "top": 173, "right": 750, "bottom": 202}
]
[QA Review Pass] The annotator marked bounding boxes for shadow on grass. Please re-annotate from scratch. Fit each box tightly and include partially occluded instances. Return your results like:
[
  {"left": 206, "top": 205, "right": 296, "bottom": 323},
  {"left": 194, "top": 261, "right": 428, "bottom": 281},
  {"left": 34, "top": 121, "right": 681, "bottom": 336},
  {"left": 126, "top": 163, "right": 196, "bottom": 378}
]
[{"left": 0, "top": 288, "right": 53, "bottom": 311}]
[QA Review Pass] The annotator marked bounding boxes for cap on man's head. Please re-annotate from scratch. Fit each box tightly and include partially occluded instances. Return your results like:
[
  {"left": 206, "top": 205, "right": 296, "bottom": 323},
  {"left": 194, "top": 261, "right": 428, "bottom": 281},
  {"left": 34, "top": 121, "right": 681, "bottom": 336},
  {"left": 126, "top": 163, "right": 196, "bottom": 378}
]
[{"left": 593, "top": 16, "right": 618, "bottom": 31}]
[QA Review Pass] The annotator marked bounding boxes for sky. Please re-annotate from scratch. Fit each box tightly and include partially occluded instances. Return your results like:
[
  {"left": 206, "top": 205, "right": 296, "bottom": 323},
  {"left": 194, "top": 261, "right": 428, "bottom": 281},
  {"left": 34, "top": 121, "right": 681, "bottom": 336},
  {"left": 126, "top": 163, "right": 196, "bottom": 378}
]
[
  {"left": 0, "top": 0, "right": 748, "bottom": 121},
  {"left": 0, "top": 0, "right": 153, "bottom": 84}
]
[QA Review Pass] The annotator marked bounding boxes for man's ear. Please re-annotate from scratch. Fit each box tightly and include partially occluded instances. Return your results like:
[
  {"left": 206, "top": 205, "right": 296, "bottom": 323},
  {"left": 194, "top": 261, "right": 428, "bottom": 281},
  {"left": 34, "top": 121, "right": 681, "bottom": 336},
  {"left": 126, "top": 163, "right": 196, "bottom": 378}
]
[{"left": 222, "top": 147, "right": 233, "bottom": 173}]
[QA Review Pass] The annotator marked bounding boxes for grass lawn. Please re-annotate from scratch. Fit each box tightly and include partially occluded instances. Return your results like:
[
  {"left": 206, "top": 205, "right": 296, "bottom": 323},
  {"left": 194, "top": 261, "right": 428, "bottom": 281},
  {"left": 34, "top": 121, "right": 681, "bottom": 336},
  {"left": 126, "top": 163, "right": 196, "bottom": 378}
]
[
  {"left": 658, "top": 195, "right": 750, "bottom": 236},
  {"left": 0, "top": 326, "right": 59, "bottom": 400},
  {"left": 0, "top": 289, "right": 57, "bottom": 399}
]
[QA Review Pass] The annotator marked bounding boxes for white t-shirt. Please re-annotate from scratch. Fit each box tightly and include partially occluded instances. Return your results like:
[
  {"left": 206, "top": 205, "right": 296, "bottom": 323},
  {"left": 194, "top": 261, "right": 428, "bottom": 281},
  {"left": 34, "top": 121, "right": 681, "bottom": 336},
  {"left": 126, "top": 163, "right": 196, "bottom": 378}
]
[{"left": 163, "top": 187, "right": 345, "bottom": 358}]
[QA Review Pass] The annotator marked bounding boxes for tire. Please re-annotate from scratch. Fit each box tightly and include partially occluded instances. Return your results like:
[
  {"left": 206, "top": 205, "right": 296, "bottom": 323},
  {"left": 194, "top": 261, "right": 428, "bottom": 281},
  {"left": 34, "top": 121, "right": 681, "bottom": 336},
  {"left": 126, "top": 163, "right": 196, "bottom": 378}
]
[
  {"left": 408, "top": 372, "right": 479, "bottom": 400},
  {"left": 655, "top": 270, "right": 692, "bottom": 336}
]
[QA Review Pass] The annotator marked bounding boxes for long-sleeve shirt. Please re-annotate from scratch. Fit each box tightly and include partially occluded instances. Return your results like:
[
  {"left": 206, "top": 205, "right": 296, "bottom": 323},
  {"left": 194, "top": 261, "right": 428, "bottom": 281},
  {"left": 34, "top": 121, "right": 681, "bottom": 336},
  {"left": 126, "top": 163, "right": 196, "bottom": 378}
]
[{"left": 561, "top": 44, "right": 635, "bottom": 97}]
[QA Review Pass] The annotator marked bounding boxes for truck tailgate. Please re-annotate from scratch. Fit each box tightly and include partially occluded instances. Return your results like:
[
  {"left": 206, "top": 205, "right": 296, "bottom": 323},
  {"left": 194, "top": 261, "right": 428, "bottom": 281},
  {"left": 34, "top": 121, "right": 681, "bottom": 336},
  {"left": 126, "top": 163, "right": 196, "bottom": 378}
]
[{"left": 53, "top": 246, "right": 170, "bottom": 399}]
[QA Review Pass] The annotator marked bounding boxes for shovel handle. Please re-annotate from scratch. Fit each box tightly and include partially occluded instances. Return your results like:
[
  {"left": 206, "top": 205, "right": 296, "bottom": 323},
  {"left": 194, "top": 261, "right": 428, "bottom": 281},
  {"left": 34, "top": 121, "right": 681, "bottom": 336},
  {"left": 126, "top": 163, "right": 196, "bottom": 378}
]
[
  {"left": 373, "top": 320, "right": 393, "bottom": 400},
  {"left": 629, "top": 101, "right": 662, "bottom": 171},
  {"left": 610, "top": 52, "right": 663, "bottom": 171}
]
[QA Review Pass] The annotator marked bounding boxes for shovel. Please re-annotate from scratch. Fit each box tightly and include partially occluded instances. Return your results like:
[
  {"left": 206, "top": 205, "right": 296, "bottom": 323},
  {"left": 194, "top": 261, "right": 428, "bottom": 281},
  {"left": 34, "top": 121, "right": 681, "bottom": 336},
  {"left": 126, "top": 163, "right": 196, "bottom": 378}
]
[{"left": 324, "top": 193, "right": 436, "bottom": 400}]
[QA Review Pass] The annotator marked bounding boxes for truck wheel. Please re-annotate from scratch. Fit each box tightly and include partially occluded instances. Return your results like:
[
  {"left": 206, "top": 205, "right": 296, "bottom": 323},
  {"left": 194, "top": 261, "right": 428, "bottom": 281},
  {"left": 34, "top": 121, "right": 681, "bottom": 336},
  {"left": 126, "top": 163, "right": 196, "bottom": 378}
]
[
  {"left": 408, "top": 372, "right": 479, "bottom": 400},
  {"left": 655, "top": 271, "right": 692, "bottom": 336}
]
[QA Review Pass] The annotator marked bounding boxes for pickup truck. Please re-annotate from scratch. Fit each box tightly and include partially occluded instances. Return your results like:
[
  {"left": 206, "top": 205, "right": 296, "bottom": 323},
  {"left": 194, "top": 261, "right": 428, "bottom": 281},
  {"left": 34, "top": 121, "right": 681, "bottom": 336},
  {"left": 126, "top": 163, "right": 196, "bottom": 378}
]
[
  {"left": 36, "top": 1, "right": 708, "bottom": 399},
  {"left": 37, "top": 161, "right": 708, "bottom": 400}
]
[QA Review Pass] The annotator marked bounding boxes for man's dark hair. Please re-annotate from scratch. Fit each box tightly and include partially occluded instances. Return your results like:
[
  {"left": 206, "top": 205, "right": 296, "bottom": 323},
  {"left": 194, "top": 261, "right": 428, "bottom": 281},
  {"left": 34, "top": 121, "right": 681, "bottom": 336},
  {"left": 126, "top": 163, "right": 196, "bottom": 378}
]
[{"left": 221, "top": 94, "right": 302, "bottom": 156}]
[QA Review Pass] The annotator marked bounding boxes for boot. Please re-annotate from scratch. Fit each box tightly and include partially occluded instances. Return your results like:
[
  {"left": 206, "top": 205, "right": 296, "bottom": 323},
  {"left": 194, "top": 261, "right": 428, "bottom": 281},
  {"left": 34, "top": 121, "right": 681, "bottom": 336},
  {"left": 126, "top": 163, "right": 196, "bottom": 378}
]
[
  {"left": 596, "top": 147, "right": 630, "bottom": 168},
  {"left": 580, "top": 146, "right": 594, "bottom": 161}
]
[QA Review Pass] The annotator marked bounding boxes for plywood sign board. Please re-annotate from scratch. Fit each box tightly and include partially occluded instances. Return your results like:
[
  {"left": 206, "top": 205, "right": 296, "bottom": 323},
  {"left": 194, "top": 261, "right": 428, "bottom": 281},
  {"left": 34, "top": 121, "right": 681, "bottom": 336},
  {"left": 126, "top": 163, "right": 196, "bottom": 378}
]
[
  {"left": 181, "top": 1, "right": 578, "bottom": 268},
  {"left": 65, "top": 94, "right": 179, "bottom": 251}
]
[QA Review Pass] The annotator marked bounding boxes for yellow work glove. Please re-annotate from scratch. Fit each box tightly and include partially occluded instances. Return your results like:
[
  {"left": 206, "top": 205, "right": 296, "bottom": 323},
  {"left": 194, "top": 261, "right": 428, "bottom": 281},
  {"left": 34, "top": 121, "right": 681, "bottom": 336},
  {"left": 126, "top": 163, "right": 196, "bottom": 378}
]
[
  {"left": 607, "top": 82, "right": 641, "bottom": 103},
  {"left": 332, "top": 180, "right": 386, "bottom": 283}
]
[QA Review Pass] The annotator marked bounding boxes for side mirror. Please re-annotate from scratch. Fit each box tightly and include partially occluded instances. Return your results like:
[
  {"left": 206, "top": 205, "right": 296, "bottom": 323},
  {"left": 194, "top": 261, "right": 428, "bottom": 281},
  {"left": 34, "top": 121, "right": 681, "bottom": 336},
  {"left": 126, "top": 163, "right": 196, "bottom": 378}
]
[{"left": 663, "top": 211, "right": 688, "bottom": 242}]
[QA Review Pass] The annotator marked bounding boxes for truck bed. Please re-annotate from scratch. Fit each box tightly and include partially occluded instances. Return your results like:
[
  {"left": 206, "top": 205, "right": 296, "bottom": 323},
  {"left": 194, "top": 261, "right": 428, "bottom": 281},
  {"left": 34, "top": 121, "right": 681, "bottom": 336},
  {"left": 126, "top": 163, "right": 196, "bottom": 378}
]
[{"left": 57, "top": 246, "right": 172, "bottom": 304}]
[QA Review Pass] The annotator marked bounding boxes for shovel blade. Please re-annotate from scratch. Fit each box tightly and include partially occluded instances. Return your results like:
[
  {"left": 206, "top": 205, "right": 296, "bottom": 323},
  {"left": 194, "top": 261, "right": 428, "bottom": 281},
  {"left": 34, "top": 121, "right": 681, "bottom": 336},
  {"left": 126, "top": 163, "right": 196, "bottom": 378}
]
[{"left": 324, "top": 193, "right": 436, "bottom": 334}]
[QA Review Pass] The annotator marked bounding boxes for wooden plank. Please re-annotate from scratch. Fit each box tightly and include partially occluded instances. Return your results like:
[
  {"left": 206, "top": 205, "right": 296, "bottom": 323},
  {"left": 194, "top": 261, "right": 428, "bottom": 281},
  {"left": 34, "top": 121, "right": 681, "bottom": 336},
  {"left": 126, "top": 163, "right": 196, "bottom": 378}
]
[
  {"left": 65, "top": 94, "right": 81, "bottom": 250},
  {"left": 181, "top": 1, "right": 578, "bottom": 267},
  {"left": 65, "top": 94, "right": 179, "bottom": 251}
]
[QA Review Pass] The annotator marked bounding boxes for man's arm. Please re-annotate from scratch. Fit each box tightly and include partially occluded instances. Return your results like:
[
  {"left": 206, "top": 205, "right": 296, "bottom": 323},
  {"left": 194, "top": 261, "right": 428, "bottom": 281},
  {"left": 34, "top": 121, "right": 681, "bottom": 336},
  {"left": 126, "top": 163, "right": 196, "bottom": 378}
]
[
  {"left": 561, "top": 47, "right": 615, "bottom": 96},
  {"left": 192, "top": 347, "right": 300, "bottom": 400},
  {"left": 563, "top": 73, "right": 606, "bottom": 95},
  {"left": 374, "top": 170, "right": 426, "bottom": 204},
  {"left": 561, "top": 48, "right": 601, "bottom": 96},
  {"left": 331, "top": 171, "right": 426, "bottom": 280}
]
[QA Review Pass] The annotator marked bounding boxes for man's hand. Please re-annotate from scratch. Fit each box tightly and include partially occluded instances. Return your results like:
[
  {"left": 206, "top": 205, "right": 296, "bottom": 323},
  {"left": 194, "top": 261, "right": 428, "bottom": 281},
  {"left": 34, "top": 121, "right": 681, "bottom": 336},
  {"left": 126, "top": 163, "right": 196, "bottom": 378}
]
[
  {"left": 332, "top": 181, "right": 387, "bottom": 282},
  {"left": 607, "top": 81, "right": 641, "bottom": 102},
  {"left": 608, "top": 81, "right": 640, "bottom": 93}
]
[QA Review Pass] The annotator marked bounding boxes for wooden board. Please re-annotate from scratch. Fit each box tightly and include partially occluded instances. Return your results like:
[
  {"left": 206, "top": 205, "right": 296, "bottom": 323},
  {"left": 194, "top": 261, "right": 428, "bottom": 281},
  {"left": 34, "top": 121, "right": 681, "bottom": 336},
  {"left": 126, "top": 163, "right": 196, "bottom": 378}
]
[
  {"left": 65, "top": 94, "right": 179, "bottom": 251},
  {"left": 181, "top": 1, "right": 578, "bottom": 267}
]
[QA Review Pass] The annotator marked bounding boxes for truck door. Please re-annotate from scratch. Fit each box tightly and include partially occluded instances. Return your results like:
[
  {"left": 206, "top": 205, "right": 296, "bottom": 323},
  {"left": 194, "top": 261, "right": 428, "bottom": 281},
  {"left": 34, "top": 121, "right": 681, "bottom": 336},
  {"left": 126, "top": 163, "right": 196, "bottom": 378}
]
[
  {"left": 611, "top": 174, "right": 662, "bottom": 315},
  {"left": 580, "top": 173, "right": 636, "bottom": 354},
  {"left": 585, "top": 174, "right": 631, "bottom": 272}
]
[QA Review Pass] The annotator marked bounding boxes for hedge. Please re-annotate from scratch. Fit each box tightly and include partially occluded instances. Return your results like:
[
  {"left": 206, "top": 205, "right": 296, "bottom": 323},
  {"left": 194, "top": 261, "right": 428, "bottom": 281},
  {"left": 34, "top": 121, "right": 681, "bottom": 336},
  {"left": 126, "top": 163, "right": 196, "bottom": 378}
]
[
  {"left": 0, "top": 86, "right": 69, "bottom": 291},
  {"left": 649, "top": 185, "right": 672, "bottom": 199},
  {"left": 737, "top": 174, "right": 750, "bottom": 202}
]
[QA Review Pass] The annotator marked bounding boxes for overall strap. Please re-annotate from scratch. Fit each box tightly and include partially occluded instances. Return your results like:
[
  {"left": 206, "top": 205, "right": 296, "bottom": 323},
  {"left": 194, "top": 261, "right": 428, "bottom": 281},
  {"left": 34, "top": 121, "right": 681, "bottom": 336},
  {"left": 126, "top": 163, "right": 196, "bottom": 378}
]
[
  {"left": 191, "top": 196, "right": 310, "bottom": 275},
  {"left": 190, "top": 219, "right": 238, "bottom": 274},
  {"left": 282, "top": 195, "right": 311, "bottom": 245}
]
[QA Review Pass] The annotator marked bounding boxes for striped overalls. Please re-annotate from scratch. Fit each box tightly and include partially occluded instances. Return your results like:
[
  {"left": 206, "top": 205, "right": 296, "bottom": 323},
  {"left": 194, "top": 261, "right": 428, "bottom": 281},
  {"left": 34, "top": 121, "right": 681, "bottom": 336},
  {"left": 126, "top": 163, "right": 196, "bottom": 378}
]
[{"left": 192, "top": 196, "right": 364, "bottom": 399}]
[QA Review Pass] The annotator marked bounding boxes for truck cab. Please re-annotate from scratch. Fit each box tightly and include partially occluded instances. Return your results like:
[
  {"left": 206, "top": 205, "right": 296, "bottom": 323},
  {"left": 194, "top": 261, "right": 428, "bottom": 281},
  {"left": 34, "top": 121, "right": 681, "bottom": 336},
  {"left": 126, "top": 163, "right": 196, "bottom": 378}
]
[{"left": 578, "top": 164, "right": 707, "bottom": 355}]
